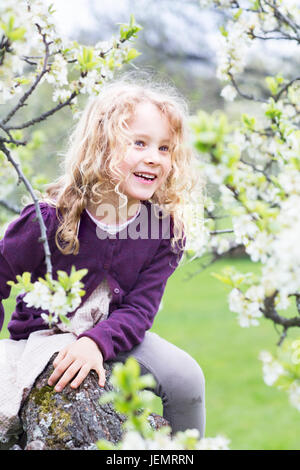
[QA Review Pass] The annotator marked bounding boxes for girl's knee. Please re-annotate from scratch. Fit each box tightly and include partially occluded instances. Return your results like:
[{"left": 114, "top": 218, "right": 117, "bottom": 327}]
[
  {"left": 159, "top": 351, "right": 205, "bottom": 404},
  {"left": 175, "top": 356, "right": 205, "bottom": 400}
]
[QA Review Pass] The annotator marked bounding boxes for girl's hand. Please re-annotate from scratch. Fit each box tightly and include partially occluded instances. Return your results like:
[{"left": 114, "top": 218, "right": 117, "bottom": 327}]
[{"left": 48, "top": 337, "right": 106, "bottom": 392}]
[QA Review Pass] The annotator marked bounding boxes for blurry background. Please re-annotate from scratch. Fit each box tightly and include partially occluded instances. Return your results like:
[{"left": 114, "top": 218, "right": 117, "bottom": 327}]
[{"left": 1, "top": 0, "right": 300, "bottom": 450}]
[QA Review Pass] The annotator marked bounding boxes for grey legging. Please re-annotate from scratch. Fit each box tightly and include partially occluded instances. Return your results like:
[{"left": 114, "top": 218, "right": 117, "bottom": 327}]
[{"left": 112, "top": 331, "right": 206, "bottom": 437}]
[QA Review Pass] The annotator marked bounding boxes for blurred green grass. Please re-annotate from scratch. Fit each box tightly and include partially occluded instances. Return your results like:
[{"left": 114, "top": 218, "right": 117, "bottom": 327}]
[
  {"left": 151, "top": 256, "right": 300, "bottom": 450},
  {"left": 1, "top": 257, "right": 300, "bottom": 449}
]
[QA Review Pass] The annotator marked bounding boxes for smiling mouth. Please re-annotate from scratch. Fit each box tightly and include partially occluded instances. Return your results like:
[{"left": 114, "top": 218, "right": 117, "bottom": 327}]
[{"left": 133, "top": 172, "right": 157, "bottom": 182}]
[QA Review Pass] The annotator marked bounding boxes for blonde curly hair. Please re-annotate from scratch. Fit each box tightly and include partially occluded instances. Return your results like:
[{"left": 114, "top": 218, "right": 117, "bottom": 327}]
[{"left": 40, "top": 73, "right": 204, "bottom": 255}]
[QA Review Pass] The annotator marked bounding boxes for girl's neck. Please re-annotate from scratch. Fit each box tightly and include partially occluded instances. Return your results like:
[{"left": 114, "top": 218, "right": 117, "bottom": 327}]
[{"left": 86, "top": 197, "right": 141, "bottom": 226}]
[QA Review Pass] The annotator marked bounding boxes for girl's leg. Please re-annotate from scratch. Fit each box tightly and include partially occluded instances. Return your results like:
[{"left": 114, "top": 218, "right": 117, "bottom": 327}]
[{"left": 112, "top": 331, "right": 206, "bottom": 437}]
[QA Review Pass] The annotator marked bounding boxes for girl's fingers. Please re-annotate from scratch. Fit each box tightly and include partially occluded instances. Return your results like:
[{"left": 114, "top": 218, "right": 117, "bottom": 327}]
[
  {"left": 70, "top": 364, "right": 91, "bottom": 389},
  {"left": 97, "top": 364, "right": 106, "bottom": 388},
  {"left": 53, "top": 347, "right": 67, "bottom": 368},
  {"left": 48, "top": 354, "right": 73, "bottom": 387},
  {"left": 71, "top": 363, "right": 106, "bottom": 389},
  {"left": 54, "top": 360, "right": 82, "bottom": 392}
]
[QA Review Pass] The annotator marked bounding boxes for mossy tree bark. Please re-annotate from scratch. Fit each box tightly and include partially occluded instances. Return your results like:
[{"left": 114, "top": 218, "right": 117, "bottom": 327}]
[{"left": 17, "top": 353, "right": 168, "bottom": 450}]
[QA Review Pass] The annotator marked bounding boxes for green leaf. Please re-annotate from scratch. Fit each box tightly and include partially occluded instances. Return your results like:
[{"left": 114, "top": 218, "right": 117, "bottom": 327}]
[
  {"left": 210, "top": 272, "right": 234, "bottom": 287},
  {"left": 8, "top": 27, "right": 26, "bottom": 41},
  {"left": 242, "top": 113, "right": 256, "bottom": 130},
  {"left": 8, "top": 15, "right": 15, "bottom": 31},
  {"left": 99, "top": 391, "right": 118, "bottom": 405},
  {"left": 275, "top": 374, "right": 294, "bottom": 390},
  {"left": 265, "top": 76, "right": 278, "bottom": 95},
  {"left": 126, "top": 356, "right": 141, "bottom": 378},
  {"left": 118, "top": 14, "right": 143, "bottom": 41},
  {"left": 125, "top": 48, "right": 141, "bottom": 62},
  {"left": 219, "top": 25, "right": 228, "bottom": 37},
  {"left": 97, "top": 439, "right": 117, "bottom": 450},
  {"left": 233, "top": 9, "right": 243, "bottom": 20},
  {"left": 69, "top": 266, "right": 88, "bottom": 283},
  {"left": 7, "top": 271, "right": 33, "bottom": 292},
  {"left": 58, "top": 314, "right": 70, "bottom": 325},
  {"left": 139, "top": 374, "right": 156, "bottom": 389}
]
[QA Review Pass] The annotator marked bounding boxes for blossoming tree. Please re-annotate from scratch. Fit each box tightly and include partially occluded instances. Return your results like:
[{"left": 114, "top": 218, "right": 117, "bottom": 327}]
[
  {"left": 193, "top": 0, "right": 300, "bottom": 412},
  {"left": 0, "top": 0, "right": 230, "bottom": 451}
]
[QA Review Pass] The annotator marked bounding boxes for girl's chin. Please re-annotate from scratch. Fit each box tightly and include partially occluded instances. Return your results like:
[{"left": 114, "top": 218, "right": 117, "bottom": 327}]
[
  {"left": 121, "top": 185, "right": 157, "bottom": 201},
  {"left": 125, "top": 190, "right": 155, "bottom": 202}
]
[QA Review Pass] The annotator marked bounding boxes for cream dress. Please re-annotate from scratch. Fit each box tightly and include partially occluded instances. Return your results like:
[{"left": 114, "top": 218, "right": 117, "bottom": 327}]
[{"left": 0, "top": 207, "right": 141, "bottom": 443}]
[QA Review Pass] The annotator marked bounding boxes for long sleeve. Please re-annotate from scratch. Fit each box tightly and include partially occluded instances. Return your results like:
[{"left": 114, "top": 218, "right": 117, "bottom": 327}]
[
  {"left": 78, "top": 235, "right": 185, "bottom": 361},
  {"left": 0, "top": 202, "right": 54, "bottom": 331}
]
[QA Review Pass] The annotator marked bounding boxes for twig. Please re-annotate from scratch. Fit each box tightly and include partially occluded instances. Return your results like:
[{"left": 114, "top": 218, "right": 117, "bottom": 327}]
[
  {"left": 0, "top": 34, "right": 12, "bottom": 66},
  {"left": 0, "top": 143, "right": 53, "bottom": 275},
  {"left": 264, "top": 0, "right": 300, "bottom": 39},
  {"left": 5, "top": 91, "right": 77, "bottom": 131},
  {"left": 183, "top": 252, "right": 221, "bottom": 281},
  {"left": 240, "top": 157, "right": 274, "bottom": 184},
  {"left": 277, "top": 326, "right": 288, "bottom": 347},
  {"left": 210, "top": 229, "right": 234, "bottom": 235},
  {"left": 260, "top": 291, "right": 300, "bottom": 343},
  {"left": 1, "top": 24, "right": 51, "bottom": 126},
  {"left": 0, "top": 136, "right": 27, "bottom": 146},
  {"left": 250, "top": 32, "right": 299, "bottom": 42},
  {"left": 274, "top": 76, "right": 300, "bottom": 102},
  {"left": 183, "top": 241, "right": 243, "bottom": 281},
  {"left": 228, "top": 71, "right": 267, "bottom": 104}
]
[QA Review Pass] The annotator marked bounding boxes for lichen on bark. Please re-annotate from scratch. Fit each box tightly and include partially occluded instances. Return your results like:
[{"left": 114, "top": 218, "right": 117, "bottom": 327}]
[{"left": 18, "top": 353, "right": 169, "bottom": 450}]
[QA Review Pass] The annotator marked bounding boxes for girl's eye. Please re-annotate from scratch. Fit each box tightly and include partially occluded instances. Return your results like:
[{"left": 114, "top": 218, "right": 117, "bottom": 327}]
[
  {"left": 160, "top": 145, "right": 169, "bottom": 152},
  {"left": 134, "top": 140, "right": 145, "bottom": 147}
]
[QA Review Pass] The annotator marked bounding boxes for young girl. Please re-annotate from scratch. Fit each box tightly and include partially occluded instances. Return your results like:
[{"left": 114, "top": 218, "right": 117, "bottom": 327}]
[{"left": 0, "top": 76, "right": 206, "bottom": 447}]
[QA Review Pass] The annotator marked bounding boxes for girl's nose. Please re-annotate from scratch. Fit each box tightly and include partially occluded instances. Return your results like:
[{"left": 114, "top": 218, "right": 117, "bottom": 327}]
[{"left": 144, "top": 147, "right": 160, "bottom": 164}]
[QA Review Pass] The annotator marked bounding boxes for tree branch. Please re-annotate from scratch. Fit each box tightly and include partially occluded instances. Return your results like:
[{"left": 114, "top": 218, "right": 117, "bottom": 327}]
[
  {"left": 210, "top": 229, "right": 234, "bottom": 235},
  {"left": 260, "top": 291, "right": 300, "bottom": 346},
  {"left": 264, "top": 0, "right": 300, "bottom": 39},
  {"left": 0, "top": 136, "right": 27, "bottom": 146},
  {"left": 228, "top": 71, "right": 267, "bottom": 103},
  {"left": 0, "top": 143, "right": 53, "bottom": 275},
  {"left": 183, "top": 240, "right": 244, "bottom": 281},
  {"left": 5, "top": 91, "right": 78, "bottom": 131},
  {"left": 274, "top": 76, "right": 300, "bottom": 102}
]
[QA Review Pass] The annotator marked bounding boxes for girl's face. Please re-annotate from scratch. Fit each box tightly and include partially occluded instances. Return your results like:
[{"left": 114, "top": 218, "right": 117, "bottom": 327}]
[{"left": 115, "top": 101, "right": 173, "bottom": 206}]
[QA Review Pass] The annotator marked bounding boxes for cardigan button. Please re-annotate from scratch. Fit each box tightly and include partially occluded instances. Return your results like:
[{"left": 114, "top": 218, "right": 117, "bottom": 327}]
[
  {"left": 114, "top": 288, "right": 120, "bottom": 294},
  {"left": 103, "top": 264, "right": 109, "bottom": 270}
]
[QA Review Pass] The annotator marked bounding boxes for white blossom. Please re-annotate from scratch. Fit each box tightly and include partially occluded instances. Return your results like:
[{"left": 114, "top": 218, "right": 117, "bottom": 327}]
[
  {"left": 220, "top": 84, "right": 237, "bottom": 101},
  {"left": 23, "top": 282, "right": 51, "bottom": 309},
  {"left": 238, "top": 301, "right": 262, "bottom": 327},
  {"left": 245, "top": 284, "right": 265, "bottom": 306},
  {"left": 259, "top": 351, "right": 285, "bottom": 386},
  {"left": 278, "top": 167, "right": 300, "bottom": 195},
  {"left": 229, "top": 288, "right": 244, "bottom": 314},
  {"left": 52, "top": 88, "right": 72, "bottom": 103},
  {"left": 204, "top": 164, "right": 230, "bottom": 185},
  {"left": 245, "top": 231, "right": 273, "bottom": 263},
  {"left": 232, "top": 214, "right": 259, "bottom": 245},
  {"left": 119, "top": 431, "right": 148, "bottom": 450},
  {"left": 197, "top": 435, "right": 231, "bottom": 450},
  {"left": 117, "top": 428, "right": 230, "bottom": 450},
  {"left": 210, "top": 236, "right": 231, "bottom": 255},
  {"left": 229, "top": 288, "right": 262, "bottom": 327}
]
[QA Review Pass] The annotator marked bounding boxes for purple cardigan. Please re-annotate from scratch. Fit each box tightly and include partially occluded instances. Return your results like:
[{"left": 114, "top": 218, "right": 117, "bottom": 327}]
[{"left": 0, "top": 201, "right": 184, "bottom": 361}]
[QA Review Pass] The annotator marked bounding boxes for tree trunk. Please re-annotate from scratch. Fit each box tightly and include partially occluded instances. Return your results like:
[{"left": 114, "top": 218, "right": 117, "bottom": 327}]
[{"left": 15, "top": 353, "right": 168, "bottom": 450}]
